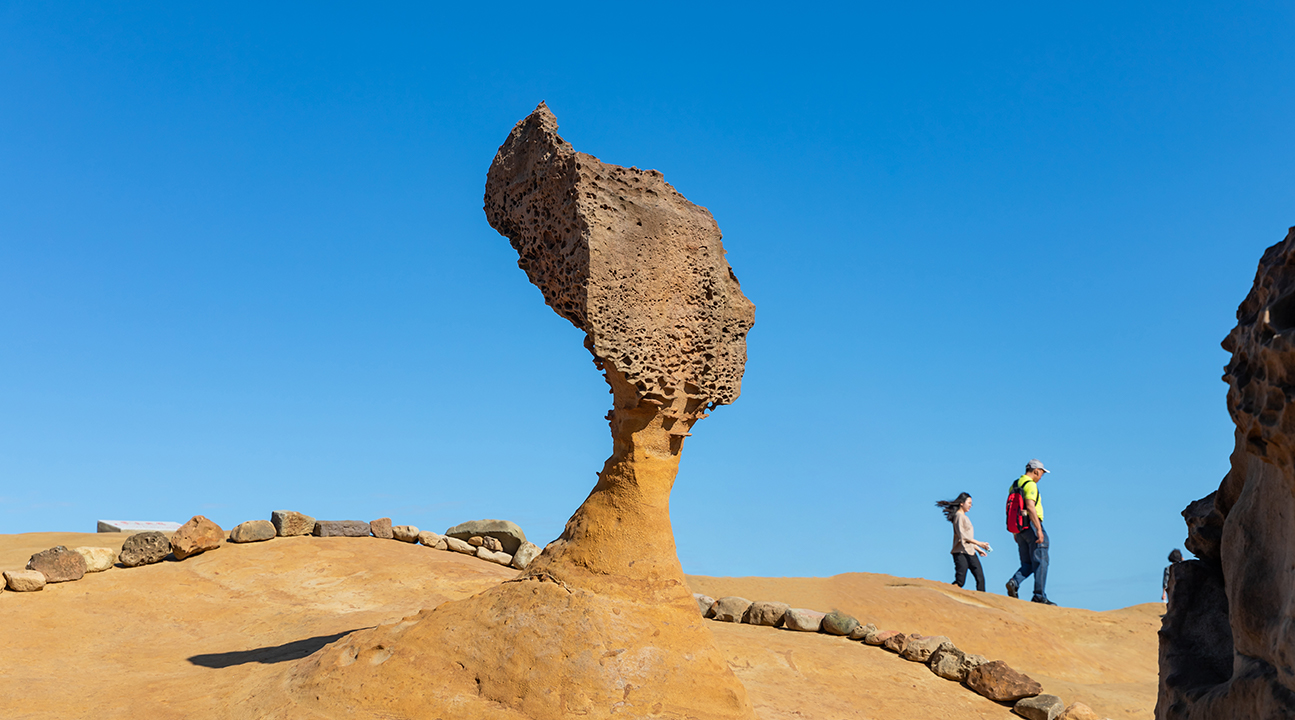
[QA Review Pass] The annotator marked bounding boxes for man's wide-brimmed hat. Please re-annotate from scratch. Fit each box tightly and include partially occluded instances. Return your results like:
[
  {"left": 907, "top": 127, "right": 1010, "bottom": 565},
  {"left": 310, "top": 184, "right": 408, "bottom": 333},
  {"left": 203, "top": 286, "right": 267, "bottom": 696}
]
[{"left": 1026, "top": 458, "right": 1049, "bottom": 473}]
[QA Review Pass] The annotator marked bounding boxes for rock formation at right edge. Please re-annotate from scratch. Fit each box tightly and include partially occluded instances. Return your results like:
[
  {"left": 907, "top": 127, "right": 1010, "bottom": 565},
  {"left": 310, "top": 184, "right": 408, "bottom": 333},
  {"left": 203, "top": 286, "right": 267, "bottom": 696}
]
[{"left": 1158, "top": 226, "right": 1295, "bottom": 719}]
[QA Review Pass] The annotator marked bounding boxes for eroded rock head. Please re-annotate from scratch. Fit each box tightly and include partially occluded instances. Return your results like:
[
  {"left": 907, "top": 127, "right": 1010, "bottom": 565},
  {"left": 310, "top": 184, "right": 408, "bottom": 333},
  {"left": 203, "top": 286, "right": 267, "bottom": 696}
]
[{"left": 484, "top": 102, "right": 755, "bottom": 419}]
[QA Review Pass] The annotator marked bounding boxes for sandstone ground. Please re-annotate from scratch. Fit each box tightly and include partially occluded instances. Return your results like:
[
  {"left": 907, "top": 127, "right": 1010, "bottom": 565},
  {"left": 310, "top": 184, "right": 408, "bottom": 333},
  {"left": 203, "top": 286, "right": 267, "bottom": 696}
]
[{"left": 0, "top": 532, "right": 1159, "bottom": 719}]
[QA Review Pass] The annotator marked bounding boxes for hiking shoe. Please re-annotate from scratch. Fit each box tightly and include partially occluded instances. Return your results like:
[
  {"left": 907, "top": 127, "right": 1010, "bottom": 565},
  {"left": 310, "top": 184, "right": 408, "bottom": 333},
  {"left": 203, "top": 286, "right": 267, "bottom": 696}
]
[
  {"left": 1031, "top": 597, "right": 1057, "bottom": 606},
  {"left": 1005, "top": 579, "right": 1018, "bottom": 599}
]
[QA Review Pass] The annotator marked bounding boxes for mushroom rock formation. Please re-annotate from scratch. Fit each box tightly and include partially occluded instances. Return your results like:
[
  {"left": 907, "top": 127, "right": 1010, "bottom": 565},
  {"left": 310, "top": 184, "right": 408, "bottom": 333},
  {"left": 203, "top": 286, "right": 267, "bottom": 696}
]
[
  {"left": 243, "top": 103, "right": 756, "bottom": 720},
  {"left": 1158, "top": 227, "right": 1295, "bottom": 720}
]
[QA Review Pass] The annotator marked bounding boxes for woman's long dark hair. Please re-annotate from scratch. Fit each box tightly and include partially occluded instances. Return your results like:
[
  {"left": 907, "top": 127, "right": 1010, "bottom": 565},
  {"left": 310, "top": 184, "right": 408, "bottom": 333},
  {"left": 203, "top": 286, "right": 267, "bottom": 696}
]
[{"left": 935, "top": 492, "right": 972, "bottom": 522}]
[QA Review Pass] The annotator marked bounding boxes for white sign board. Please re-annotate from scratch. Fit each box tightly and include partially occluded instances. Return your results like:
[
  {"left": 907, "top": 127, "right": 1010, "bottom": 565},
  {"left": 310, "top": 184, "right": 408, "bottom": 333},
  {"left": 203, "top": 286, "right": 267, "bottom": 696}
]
[{"left": 97, "top": 520, "right": 182, "bottom": 533}]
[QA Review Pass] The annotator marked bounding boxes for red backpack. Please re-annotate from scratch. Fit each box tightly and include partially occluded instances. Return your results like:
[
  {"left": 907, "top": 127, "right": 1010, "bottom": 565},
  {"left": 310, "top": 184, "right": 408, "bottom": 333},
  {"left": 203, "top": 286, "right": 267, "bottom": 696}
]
[{"left": 1006, "top": 478, "right": 1030, "bottom": 534}]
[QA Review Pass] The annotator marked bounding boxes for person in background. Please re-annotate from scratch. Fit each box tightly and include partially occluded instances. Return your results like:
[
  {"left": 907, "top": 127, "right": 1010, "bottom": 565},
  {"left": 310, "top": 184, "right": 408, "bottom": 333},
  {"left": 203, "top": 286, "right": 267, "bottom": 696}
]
[
  {"left": 936, "top": 492, "right": 991, "bottom": 591},
  {"left": 1162, "top": 548, "right": 1183, "bottom": 602},
  {"left": 1006, "top": 458, "right": 1055, "bottom": 605}
]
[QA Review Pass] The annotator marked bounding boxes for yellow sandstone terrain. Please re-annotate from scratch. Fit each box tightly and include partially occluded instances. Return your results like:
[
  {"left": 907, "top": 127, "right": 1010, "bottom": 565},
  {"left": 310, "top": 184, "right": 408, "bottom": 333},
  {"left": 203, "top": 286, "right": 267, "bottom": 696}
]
[{"left": 0, "top": 531, "right": 1158, "bottom": 719}]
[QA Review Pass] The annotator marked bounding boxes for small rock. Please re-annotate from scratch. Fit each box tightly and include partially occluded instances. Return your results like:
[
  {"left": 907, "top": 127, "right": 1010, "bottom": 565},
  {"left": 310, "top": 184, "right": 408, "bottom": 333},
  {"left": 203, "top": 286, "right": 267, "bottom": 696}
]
[
  {"left": 511, "top": 541, "right": 541, "bottom": 569},
  {"left": 370, "top": 518, "right": 393, "bottom": 539},
  {"left": 882, "top": 632, "right": 911, "bottom": 654},
  {"left": 929, "top": 644, "right": 987, "bottom": 681},
  {"left": 1014, "top": 694, "right": 1066, "bottom": 720},
  {"left": 445, "top": 519, "right": 528, "bottom": 555},
  {"left": 4, "top": 569, "right": 46, "bottom": 592},
  {"left": 859, "top": 626, "right": 890, "bottom": 644},
  {"left": 119, "top": 531, "right": 171, "bottom": 567},
  {"left": 481, "top": 536, "right": 503, "bottom": 552},
  {"left": 694, "top": 593, "right": 717, "bottom": 618},
  {"left": 475, "top": 546, "right": 513, "bottom": 565},
  {"left": 392, "top": 525, "right": 420, "bottom": 543},
  {"left": 444, "top": 536, "right": 476, "bottom": 554},
  {"left": 743, "top": 601, "right": 790, "bottom": 627},
  {"left": 312, "top": 520, "right": 371, "bottom": 538},
  {"left": 229, "top": 520, "right": 276, "bottom": 544},
  {"left": 711, "top": 596, "right": 753, "bottom": 623},
  {"left": 74, "top": 547, "right": 116, "bottom": 573},
  {"left": 417, "top": 530, "right": 444, "bottom": 547},
  {"left": 1056, "top": 702, "right": 1101, "bottom": 720},
  {"left": 900, "top": 635, "right": 951, "bottom": 662},
  {"left": 271, "top": 510, "right": 316, "bottom": 537},
  {"left": 965, "top": 660, "right": 1043, "bottom": 702},
  {"left": 849, "top": 623, "right": 877, "bottom": 641},
  {"left": 468, "top": 536, "right": 485, "bottom": 547},
  {"left": 171, "top": 516, "right": 225, "bottom": 560},
  {"left": 822, "top": 611, "right": 860, "bottom": 636},
  {"left": 27, "top": 545, "right": 87, "bottom": 583},
  {"left": 783, "top": 608, "right": 826, "bottom": 632}
]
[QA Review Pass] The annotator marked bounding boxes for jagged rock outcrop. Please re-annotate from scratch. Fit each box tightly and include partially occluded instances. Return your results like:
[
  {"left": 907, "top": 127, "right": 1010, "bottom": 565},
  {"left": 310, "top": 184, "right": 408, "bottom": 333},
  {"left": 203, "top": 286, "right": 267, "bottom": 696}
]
[
  {"left": 243, "top": 103, "right": 755, "bottom": 719},
  {"left": 1158, "top": 227, "right": 1295, "bottom": 719}
]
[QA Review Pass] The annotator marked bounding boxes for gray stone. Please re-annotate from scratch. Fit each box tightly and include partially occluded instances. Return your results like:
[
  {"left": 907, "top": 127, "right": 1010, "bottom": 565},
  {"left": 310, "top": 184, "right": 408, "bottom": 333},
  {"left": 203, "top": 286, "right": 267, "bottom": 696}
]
[
  {"left": 511, "top": 541, "right": 541, "bottom": 569},
  {"left": 743, "top": 601, "right": 790, "bottom": 627},
  {"left": 1014, "top": 694, "right": 1065, "bottom": 720},
  {"left": 27, "top": 545, "right": 87, "bottom": 583},
  {"left": 821, "top": 611, "right": 860, "bottom": 636},
  {"left": 74, "top": 547, "right": 116, "bottom": 573},
  {"left": 444, "top": 536, "right": 476, "bottom": 554},
  {"left": 118, "top": 531, "right": 171, "bottom": 567},
  {"left": 229, "top": 520, "right": 276, "bottom": 544},
  {"left": 849, "top": 623, "right": 876, "bottom": 641},
  {"left": 392, "top": 525, "right": 419, "bottom": 543},
  {"left": 694, "top": 593, "right": 717, "bottom": 618},
  {"left": 476, "top": 546, "right": 513, "bottom": 565},
  {"left": 711, "top": 596, "right": 752, "bottom": 623},
  {"left": 869, "top": 629, "right": 902, "bottom": 647},
  {"left": 271, "top": 510, "right": 316, "bottom": 537},
  {"left": 783, "top": 608, "right": 826, "bottom": 632},
  {"left": 900, "top": 635, "right": 951, "bottom": 662},
  {"left": 445, "top": 519, "right": 528, "bottom": 555},
  {"left": 370, "top": 517, "right": 393, "bottom": 539},
  {"left": 4, "top": 569, "right": 46, "bottom": 592},
  {"left": 96, "top": 520, "right": 181, "bottom": 533},
  {"left": 312, "top": 520, "right": 371, "bottom": 538}
]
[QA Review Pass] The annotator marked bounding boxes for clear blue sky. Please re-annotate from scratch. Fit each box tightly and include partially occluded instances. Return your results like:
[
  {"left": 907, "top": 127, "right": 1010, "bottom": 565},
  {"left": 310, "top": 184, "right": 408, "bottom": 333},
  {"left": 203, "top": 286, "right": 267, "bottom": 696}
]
[{"left": 2, "top": 2, "right": 1291, "bottom": 611}]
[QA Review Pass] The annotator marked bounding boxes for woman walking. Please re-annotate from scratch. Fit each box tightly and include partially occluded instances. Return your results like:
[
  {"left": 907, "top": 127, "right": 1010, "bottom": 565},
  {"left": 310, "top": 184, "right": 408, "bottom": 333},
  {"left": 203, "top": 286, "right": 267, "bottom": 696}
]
[{"left": 936, "top": 492, "right": 990, "bottom": 591}]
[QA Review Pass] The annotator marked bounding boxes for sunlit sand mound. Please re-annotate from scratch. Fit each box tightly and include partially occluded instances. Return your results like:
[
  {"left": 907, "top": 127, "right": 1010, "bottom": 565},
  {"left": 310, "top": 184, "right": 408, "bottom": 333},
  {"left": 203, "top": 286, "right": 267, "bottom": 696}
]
[{"left": 0, "top": 532, "right": 1158, "bottom": 719}]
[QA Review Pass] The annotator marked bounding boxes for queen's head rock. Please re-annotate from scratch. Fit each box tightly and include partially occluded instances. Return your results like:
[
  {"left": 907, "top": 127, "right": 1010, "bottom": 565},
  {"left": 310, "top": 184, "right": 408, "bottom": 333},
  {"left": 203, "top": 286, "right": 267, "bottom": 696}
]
[{"left": 244, "top": 103, "right": 757, "bottom": 720}]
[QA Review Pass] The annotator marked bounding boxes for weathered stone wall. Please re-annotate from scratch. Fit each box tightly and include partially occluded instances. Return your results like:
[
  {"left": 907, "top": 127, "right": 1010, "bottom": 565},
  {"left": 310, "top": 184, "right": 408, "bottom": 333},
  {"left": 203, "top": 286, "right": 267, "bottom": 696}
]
[{"left": 1158, "top": 227, "right": 1295, "bottom": 719}]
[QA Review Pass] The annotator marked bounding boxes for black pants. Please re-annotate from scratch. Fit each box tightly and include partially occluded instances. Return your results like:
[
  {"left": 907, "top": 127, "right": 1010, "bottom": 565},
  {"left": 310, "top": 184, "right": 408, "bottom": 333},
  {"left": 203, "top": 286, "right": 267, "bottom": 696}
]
[{"left": 953, "top": 552, "right": 985, "bottom": 591}]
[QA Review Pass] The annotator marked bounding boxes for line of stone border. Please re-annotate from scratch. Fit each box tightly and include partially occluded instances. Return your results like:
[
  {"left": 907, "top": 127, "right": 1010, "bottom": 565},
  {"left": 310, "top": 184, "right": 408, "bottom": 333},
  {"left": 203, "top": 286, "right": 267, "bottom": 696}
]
[
  {"left": 2, "top": 511, "right": 541, "bottom": 593},
  {"left": 694, "top": 593, "right": 1110, "bottom": 720}
]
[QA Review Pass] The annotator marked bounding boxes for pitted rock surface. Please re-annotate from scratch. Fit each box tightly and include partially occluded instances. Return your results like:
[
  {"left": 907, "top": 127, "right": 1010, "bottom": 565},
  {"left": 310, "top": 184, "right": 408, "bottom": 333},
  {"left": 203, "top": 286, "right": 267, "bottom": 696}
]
[
  {"left": 118, "top": 531, "right": 170, "bottom": 567},
  {"left": 1159, "top": 227, "right": 1295, "bottom": 720},
  {"left": 484, "top": 102, "right": 755, "bottom": 422}
]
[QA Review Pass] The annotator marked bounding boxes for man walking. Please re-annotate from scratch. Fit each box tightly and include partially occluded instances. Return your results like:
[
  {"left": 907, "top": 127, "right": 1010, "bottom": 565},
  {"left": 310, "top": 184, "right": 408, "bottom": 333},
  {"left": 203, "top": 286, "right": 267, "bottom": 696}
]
[{"left": 1006, "top": 458, "right": 1055, "bottom": 605}]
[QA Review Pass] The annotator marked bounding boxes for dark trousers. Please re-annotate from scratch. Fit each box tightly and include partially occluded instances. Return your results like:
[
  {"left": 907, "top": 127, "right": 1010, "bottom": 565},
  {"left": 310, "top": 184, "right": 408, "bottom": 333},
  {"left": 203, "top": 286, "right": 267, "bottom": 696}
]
[
  {"left": 1010, "top": 525, "right": 1049, "bottom": 601},
  {"left": 952, "top": 552, "right": 985, "bottom": 591}
]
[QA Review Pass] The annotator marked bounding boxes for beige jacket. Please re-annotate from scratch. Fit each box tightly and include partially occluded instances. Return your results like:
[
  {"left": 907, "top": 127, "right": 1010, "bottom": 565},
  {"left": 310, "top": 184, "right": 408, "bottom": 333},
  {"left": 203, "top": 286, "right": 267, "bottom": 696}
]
[{"left": 952, "top": 510, "right": 978, "bottom": 555}]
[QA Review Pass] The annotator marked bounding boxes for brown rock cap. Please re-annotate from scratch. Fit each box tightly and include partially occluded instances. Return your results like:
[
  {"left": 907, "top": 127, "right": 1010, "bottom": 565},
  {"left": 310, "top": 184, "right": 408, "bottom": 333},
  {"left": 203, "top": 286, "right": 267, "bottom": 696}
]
[
  {"left": 965, "top": 659, "right": 1042, "bottom": 702},
  {"left": 27, "top": 545, "right": 87, "bottom": 583}
]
